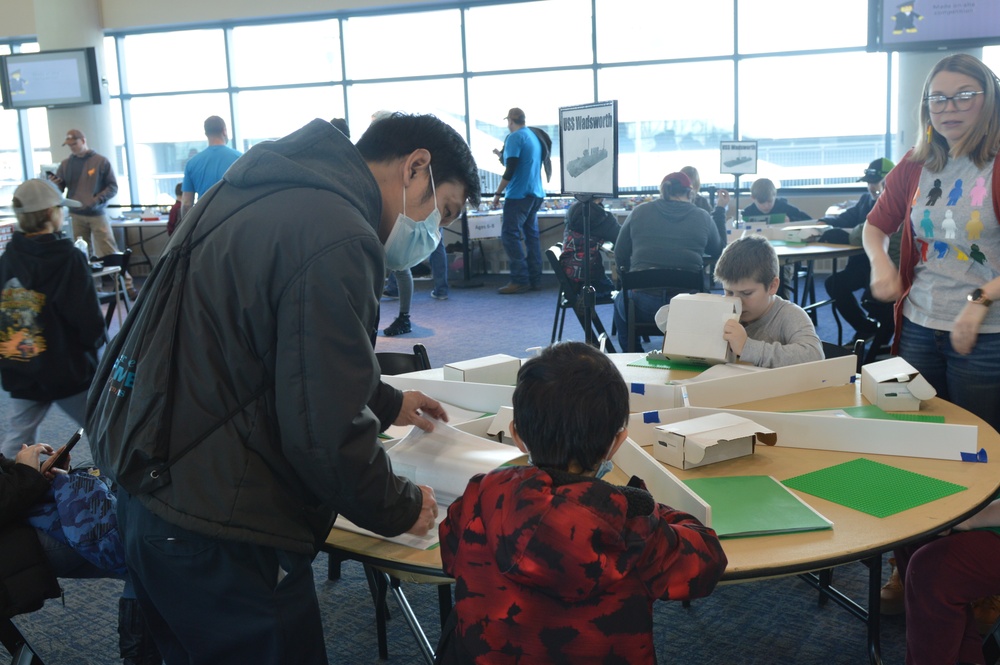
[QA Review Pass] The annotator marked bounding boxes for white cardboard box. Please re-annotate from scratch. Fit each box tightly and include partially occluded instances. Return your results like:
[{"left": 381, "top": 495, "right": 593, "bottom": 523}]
[
  {"left": 661, "top": 294, "right": 742, "bottom": 366},
  {"left": 629, "top": 405, "right": 977, "bottom": 462},
  {"left": 861, "top": 357, "right": 936, "bottom": 411},
  {"left": 443, "top": 354, "right": 520, "bottom": 385},
  {"left": 653, "top": 412, "right": 776, "bottom": 470},
  {"left": 782, "top": 224, "right": 832, "bottom": 242}
]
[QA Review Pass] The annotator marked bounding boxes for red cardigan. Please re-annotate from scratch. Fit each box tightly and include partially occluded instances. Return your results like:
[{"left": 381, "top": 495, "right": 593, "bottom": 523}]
[{"left": 866, "top": 149, "right": 1000, "bottom": 352}]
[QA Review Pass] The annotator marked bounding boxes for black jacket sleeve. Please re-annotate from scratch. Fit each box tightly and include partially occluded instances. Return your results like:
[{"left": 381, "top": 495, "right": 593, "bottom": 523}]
[
  {"left": 367, "top": 381, "right": 404, "bottom": 433},
  {"left": 0, "top": 457, "right": 50, "bottom": 528},
  {"left": 501, "top": 157, "right": 519, "bottom": 182}
]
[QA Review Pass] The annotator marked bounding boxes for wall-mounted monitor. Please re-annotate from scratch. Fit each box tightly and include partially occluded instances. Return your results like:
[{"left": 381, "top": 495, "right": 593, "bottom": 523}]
[
  {"left": 868, "top": 0, "right": 1000, "bottom": 52},
  {"left": 0, "top": 47, "right": 102, "bottom": 110}
]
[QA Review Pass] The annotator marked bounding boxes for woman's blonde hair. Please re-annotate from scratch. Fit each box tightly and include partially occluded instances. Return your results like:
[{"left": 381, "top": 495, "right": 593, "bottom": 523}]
[{"left": 913, "top": 54, "right": 1000, "bottom": 172}]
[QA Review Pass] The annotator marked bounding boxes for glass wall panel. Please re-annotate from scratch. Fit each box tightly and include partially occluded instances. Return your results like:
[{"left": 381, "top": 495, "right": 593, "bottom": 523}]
[
  {"left": 740, "top": 52, "right": 888, "bottom": 186},
  {"left": 128, "top": 93, "right": 231, "bottom": 204},
  {"left": 0, "top": 109, "right": 21, "bottom": 203},
  {"left": 346, "top": 77, "right": 466, "bottom": 135},
  {"left": 465, "top": 0, "right": 593, "bottom": 72},
  {"left": 598, "top": 61, "right": 734, "bottom": 191},
  {"left": 122, "top": 31, "right": 228, "bottom": 94},
  {"left": 231, "top": 21, "right": 342, "bottom": 87},
  {"left": 343, "top": 11, "right": 462, "bottom": 80},
  {"left": 738, "top": 0, "right": 868, "bottom": 54},
  {"left": 595, "top": 0, "right": 734, "bottom": 62},
  {"left": 238, "top": 86, "right": 343, "bottom": 148},
  {"left": 468, "top": 69, "right": 594, "bottom": 194},
  {"left": 26, "top": 107, "right": 52, "bottom": 180}
]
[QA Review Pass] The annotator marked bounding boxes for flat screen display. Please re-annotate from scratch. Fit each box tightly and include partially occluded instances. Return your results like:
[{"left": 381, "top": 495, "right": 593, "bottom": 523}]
[
  {"left": 869, "top": 0, "right": 1000, "bottom": 52},
  {"left": 0, "top": 47, "right": 101, "bottom": 110}
]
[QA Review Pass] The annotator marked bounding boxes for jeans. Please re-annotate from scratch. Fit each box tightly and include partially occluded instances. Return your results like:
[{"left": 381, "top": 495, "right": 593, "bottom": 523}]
[
  {"left": 429, "top": 239, "right": 449, "bottom": 296},
  {"left": 898, "top": 318, "right": 1000, "bottom": 432},
  {"left": 1, "top": 391, "right": 89, "bottom": 458},
  {"left": 613, "top": 289, "right": 668, "bottom": 352},
  {"left": 500, "top": 196, "right": 543, "bottom": 286},
  {"left": 117, "top": 489, "right": 328, "bottom": 665}
]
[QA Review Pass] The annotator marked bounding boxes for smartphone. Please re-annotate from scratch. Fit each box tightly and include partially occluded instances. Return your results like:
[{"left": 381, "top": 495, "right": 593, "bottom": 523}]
[
  {"left": 45, "top": 170, "right": 55, "bottom": 178},
  {"left": 40, "top": 427, "right": 83, "bottom": 474}
]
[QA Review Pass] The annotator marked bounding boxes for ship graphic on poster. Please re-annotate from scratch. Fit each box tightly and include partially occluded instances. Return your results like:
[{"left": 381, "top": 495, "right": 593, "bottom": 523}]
[{"left": 567, "top": 139, "right": 608, "bottom": 178}]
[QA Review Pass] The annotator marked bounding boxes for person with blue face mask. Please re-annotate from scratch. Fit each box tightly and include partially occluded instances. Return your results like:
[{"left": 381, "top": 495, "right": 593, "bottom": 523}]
[{"left": 94, "top": 114, "right": 480, "bottom": 664}]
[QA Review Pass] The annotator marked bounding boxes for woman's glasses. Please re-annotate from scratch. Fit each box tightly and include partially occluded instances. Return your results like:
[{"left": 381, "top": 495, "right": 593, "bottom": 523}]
[{"left": 926, "top": 91, "right": 984, "bottom": 113}]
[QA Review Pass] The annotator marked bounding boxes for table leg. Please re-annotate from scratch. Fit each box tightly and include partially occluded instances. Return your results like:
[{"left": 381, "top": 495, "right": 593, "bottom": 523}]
[{"left": 387, "top": 575, "right": 436, "bottom": 665}]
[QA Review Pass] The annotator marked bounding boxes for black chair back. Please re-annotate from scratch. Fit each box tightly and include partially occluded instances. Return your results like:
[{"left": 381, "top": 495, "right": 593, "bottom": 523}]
[
  {"left": 619, "top": 267, "right": 704, "bottom": 352},
  {"left": 545, "top": 244, "right": 616, "bottom": 351},
  {"left": 376, "top": 343, "right": 431, "bottom": 376}
]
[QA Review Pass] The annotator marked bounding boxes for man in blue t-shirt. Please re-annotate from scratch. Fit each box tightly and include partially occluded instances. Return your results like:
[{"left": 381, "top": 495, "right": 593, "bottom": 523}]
[
  {"left": 492, "top": 107, "right": 545, "bottom": 294},
  {"left": 181, "top": 115, "right": 242, "bottom": 218}
]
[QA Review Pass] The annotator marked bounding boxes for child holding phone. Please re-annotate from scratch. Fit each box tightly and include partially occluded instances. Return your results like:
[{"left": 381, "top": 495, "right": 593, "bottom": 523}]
[{"left": 0, "top": 179, "right": 107, "bottom": 459}]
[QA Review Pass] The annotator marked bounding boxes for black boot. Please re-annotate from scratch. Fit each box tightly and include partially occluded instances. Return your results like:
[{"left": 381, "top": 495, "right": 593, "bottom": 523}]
[{"left": 118, "top": 597, "right": 162, "bottom": 665}]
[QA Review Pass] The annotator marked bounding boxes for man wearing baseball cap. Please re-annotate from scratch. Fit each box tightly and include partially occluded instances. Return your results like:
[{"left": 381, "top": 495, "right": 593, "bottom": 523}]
[
  {"left": 821, "top": 157, "right": 897, "bottom": 345},
  {"left": 492, "top": 107, "right": 546, "bottom": 294},
  {"left": 0, "top": 178, "right": 106, "bottom": 459},
  {"left": 48, "top": 129, "right": 134, "bottom": 297}
]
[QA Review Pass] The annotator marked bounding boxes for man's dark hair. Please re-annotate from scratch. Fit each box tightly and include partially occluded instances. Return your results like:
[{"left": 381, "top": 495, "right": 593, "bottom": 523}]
[
  {"left": 204, "top": 115, "right": 226, "bottom": 137},
  {"left": 356, "top": 113, "right": 480, "bottom": 207},
  {"left": 512, "top": 342, "right": 628, "bottom": 472},
  {"left": 330, "top": 118, "right": 350, "bottom": 138}
]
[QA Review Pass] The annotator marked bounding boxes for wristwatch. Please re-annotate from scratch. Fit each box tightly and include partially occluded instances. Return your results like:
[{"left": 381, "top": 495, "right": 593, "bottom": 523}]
[{"left": 968, "top": 288, "right": 993, "bottom": 307}]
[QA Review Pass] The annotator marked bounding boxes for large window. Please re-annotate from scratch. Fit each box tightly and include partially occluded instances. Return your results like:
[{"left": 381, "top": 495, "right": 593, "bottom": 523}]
[{"left": 8, "top": 0, "right": 997, "bottom": 207}]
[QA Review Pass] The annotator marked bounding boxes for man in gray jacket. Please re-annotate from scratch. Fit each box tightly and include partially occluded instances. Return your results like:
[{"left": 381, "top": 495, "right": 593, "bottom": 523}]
[{"left": 101, "top": 115, "right": 479, "bottom": 664}]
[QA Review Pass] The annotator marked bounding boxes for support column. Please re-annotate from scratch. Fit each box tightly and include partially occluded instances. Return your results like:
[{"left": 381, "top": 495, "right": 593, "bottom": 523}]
[
  {"left": 896, "top": 48, "right": 982, "bottom": 159},
  {"left": 33, "top": 0, "right": 116, "bottom": 184}
]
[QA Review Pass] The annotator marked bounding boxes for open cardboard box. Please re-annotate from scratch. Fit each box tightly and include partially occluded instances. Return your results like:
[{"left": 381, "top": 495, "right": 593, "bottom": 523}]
[
  {"left": 861, "top": 357, "right": 936, "bottom": 412},
  {"left": 653, "top": 413, "right": 776, "bottom": 470}
]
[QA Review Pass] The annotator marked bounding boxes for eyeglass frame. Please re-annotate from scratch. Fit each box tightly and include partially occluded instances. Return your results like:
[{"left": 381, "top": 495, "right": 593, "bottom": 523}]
[{"left": 925, "top": 90, "right": 984, "bottom": 113}]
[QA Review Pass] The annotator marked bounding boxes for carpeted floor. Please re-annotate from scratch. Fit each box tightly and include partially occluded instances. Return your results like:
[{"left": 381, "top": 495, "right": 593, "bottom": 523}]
[{"left": 5, "top": 268, "right": 911, "bottom": 664}]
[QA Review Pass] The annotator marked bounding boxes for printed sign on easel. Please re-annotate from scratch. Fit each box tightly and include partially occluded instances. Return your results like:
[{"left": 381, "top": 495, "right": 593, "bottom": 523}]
[
  {"left": 720, "top": 141, "right": 758, "bottom": 175},
  {"left": 559, "top": 101, "right": 618, "bottom": 198}
]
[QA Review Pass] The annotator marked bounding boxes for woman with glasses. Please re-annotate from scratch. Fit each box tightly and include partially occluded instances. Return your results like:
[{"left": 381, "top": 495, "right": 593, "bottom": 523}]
[{"left": 864, "top": 53, "right": 1000, "bottom": 665}]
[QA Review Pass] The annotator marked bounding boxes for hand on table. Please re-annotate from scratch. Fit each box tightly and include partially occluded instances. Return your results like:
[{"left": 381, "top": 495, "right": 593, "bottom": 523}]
[
  {"left": 405, "top": 485, "right": 439, "bottom": 536},
  {"left": 394, "top": 390, "right": 448, "bottom": 432}
]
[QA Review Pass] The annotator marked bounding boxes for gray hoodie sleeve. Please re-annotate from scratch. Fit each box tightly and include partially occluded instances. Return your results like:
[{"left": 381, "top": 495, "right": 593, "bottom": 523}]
[{"left": 739, "top": 299, "right": 824, "bottom": 368}]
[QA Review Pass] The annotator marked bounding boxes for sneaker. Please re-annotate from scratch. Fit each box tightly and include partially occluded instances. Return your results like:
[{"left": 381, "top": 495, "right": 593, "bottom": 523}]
[
  {"left": 381, "top": 290, "right": 399, "bottom": 300},
  {"left": 383, "top": 314, "right": 411, "bottom": 337},
  {"left": 498, "top": 283, "right": 530, "bottom": 295},
  {"left": 879, "top": 563, "right": 904, "bottom": 615},
  {"left": 430, "top": 289, "right": 449, "bottom": 300}
]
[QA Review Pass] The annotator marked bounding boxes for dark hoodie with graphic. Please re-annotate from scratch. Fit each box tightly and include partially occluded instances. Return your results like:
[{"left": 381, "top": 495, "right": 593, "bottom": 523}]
[
  {"left": 438, "top": 465, "right": 728, "bottom": 664},
  {"left": 0, "top": 232, "right": 105, "bottom": 401}
]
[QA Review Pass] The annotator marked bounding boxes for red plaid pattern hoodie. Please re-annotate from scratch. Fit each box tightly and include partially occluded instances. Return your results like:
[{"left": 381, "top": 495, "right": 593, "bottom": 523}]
[{"left": 437, "top": 465, "right": 727, "bottom": 664}]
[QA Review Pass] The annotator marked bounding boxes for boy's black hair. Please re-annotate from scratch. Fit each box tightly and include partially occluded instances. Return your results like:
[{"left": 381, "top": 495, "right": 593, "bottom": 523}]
[
  {"left": 330, "top": 117, "right": 350, "bottom": 138},
  {"left": 512, "top": 342, "right": 629, "bottom": 472},
  {"left": 356, "top": 112, "right": 481, "bottom": 207}
]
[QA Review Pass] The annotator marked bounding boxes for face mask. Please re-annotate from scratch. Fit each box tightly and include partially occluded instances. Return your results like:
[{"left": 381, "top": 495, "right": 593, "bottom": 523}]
[
  {"left": 595, "top": 459, "right": 614, "bottom": 480},
  {"left": 383, "top": 165, "right": 442, "bottom": 271}
]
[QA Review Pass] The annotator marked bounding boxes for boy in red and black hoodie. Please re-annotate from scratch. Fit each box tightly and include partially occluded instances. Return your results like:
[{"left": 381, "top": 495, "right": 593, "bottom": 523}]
[{"left": 437, "top": 341, "right": 727, "bottom": 664}]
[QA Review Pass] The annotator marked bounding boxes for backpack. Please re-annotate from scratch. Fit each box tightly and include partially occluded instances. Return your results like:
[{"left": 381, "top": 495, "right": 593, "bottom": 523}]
[{"left": 85, "top": 184, "right": 271, "bottom": 496}]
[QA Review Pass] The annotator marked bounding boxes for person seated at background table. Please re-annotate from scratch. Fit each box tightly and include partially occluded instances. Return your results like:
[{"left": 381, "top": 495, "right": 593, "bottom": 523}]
[
  {"left": 559, "top": 197, "right": 620, "bottom": 297},
  {"left": 1, "top": 443, "right": 161, "bottom": 664},
  {"left": 166, "top": 182, "right": 182, "bottom": 236},
  {"left": 612, "top": 171, "right": 722, "bottom": 351},
  {"left": 819, "top": 158, "right": 897, "bottom": 345},
  {"left": 715, "top": 235, "right": 824, "bottom": 368},
  {"left": 436, "top": 341, "right": 727, "bottom": 665},
  {"left": 681, "top": 165, "right": 729, "bottom": 244},
  {"left": 742, "top": 178, "right": 811, "bottom": 223}
]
